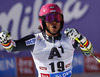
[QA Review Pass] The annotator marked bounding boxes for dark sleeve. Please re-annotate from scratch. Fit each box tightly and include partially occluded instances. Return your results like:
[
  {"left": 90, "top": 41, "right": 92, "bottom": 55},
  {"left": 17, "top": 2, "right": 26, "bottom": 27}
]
[{"left": 12, "top": 34, "right": 35, "bottom": 52}]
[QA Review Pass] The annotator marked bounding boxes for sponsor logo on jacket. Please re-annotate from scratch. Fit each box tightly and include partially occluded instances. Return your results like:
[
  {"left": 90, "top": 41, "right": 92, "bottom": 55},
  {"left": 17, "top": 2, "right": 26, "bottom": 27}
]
[{"left": 25, "top": 38, "right": 35, "bottom": 46}]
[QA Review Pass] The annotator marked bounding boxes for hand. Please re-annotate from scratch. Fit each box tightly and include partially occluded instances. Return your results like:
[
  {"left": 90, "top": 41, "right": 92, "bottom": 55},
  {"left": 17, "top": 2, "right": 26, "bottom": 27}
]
[
  {"left": 64, "top": 28, "right": 93, "bottom": 56},
  {"left": 0, "top": 31, "right": 11, "bottom": 43},
  {"left": 64, "top": 28, "right": 81, "bottom": 41}
]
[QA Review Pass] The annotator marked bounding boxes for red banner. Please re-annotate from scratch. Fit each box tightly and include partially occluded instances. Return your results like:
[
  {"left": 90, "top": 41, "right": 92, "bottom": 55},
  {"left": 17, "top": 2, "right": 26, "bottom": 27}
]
[
  {"left": 84, "top": 53, "right": 100, "bottom": 72},
  {"left": 16, "top": 57, "right": 36, "bottom": 77}
]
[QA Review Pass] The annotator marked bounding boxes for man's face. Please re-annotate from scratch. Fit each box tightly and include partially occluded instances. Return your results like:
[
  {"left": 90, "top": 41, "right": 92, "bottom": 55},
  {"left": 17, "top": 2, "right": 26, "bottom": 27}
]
[
  {"left": 45, "top": 21, "right": 61, "bottom": 36},
  {"left": 43, "top": 12, "right": 63, "bottom": 36}
]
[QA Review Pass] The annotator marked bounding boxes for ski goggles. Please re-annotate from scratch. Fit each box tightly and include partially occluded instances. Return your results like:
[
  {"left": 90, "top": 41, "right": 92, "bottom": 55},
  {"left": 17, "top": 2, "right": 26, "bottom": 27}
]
[
  {"left": 45, "top": 13, "right": 63, "bottom": 23},
  {"left": 40, "top": 13, "right": 63, "bottom": 23}
]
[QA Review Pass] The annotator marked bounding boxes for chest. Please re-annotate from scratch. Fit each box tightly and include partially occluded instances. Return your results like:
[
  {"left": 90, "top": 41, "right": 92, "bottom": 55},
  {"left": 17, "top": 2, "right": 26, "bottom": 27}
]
[{"left": 32, "top": 39, "right": 74, "bottom": 61}]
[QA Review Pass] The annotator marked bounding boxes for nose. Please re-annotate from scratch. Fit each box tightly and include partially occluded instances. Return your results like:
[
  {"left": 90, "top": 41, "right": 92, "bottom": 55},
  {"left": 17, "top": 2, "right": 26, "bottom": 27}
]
[{"left": 52, "top": 19, "right": 58, "bottom": 23}]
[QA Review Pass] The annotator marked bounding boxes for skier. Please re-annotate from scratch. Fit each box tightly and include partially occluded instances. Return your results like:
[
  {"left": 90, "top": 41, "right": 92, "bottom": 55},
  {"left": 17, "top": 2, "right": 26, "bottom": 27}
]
[{"left": 0, "top": 3, "right": 93, "bottom": 77}]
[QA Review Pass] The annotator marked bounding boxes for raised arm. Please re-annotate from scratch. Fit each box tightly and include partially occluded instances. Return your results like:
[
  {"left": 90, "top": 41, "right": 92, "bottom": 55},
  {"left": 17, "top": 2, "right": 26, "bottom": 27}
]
[
  {"left": 0, "top": 31, "right": 35, "bottom": 53},
  {"left": 64, "top": 28, "right": 93, "bottom": 56}
]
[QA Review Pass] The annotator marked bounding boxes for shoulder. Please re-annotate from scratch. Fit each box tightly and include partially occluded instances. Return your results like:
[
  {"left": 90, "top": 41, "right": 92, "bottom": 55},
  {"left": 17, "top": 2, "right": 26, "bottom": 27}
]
[
  {"left": 34, "top": 32, "right": 44, "bottom": 40},
  {"left": 34, "top": 32, "right": 42, "bottom": 37},
  {"left": 21, "top": 33, "right": 42, "bottom": 46},
  {"left": 20, "top": 34, "right": 35, "bottom": 41},
  {"left": 61, "top": 33, "right": 74, "bottom": 45},
  {"left": 61, "top": 33, "right": 70, "bottom": 41},
  {"left": 21, "top": 32, "right": 42, "bottom": 40},
  {"left": 61, "top": 33, "right": 75, "bottom": 50}
]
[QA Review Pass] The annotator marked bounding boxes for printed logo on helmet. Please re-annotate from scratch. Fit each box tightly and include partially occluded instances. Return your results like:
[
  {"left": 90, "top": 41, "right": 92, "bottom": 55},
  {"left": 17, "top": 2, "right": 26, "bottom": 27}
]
[
  {"left": 49, "top": 6, "right": 55, "bottom": 9},
  {"left": 49, "top": 6, "right": 56, "bottom": 12}
]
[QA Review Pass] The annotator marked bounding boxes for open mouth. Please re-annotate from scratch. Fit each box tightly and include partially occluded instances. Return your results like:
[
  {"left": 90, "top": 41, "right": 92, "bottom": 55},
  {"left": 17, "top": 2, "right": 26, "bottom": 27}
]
[{"left": 52, "top": 26, "right": 56, "bottom": 29}]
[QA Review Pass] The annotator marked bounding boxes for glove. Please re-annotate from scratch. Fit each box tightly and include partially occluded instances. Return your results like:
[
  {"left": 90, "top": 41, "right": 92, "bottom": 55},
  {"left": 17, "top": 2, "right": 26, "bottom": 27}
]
[
  {"left": 0, "top": 30, "right": 14, "bottom": 51},
  {"left": 64, "top": 28, "right": 82, "bottom": 41},
  {"left": 0, "top": 30, "right": 11, "bottom": 44},
  {"left": 64, "top": 28, "right": 93, "bottom": 56}
]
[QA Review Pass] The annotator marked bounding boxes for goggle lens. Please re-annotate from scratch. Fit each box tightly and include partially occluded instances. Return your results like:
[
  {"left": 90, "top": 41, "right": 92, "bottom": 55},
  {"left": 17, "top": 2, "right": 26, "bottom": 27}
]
[{"left": 45, "top": 13, "right": 62, "bottom": 23}]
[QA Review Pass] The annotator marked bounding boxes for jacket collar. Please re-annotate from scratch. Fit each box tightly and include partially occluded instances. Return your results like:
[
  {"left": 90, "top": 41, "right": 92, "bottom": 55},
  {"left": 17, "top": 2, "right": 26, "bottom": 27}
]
[{"left": 42, "top": 31, "right": 61, "bottom": 43}]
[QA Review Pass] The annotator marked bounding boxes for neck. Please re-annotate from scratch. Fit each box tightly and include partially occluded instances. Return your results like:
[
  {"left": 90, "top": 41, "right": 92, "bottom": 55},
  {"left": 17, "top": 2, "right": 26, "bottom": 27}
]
[
  {"left": 45, "top": 30, "right": 59, "bottom": 37},
  {"left": 42, "top": 31, "right": 61, "bottom": 43}
]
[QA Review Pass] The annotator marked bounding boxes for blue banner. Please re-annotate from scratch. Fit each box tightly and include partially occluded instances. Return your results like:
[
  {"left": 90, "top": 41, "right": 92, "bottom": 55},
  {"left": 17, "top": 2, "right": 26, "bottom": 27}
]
[
  {"left": 0, "top": 57, "right": 16, "bottom": 77},
  {"left": 72, "top": 53, "right": 84, "bottom": 73}
]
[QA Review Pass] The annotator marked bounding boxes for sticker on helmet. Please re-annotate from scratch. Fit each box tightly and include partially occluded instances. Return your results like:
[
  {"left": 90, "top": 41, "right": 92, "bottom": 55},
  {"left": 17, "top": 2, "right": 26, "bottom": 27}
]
[
  {"left": 50, "top": 10, "right": 56, "bottom": 12},
  {"left": 49, "top": 6, "right": 55, "bottom": 8}
]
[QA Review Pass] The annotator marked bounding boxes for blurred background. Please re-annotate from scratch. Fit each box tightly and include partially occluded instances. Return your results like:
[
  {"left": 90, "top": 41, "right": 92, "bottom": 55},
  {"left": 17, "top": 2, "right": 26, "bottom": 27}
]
[{"left": 0, "top": 0, "right": 100, "bottom": 77}]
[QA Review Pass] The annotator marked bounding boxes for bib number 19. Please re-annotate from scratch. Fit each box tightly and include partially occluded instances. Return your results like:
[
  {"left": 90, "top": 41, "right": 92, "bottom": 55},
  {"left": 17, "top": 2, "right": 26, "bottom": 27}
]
[{"left": 49, "top": 61, "right": 65, "bottom": 72}]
